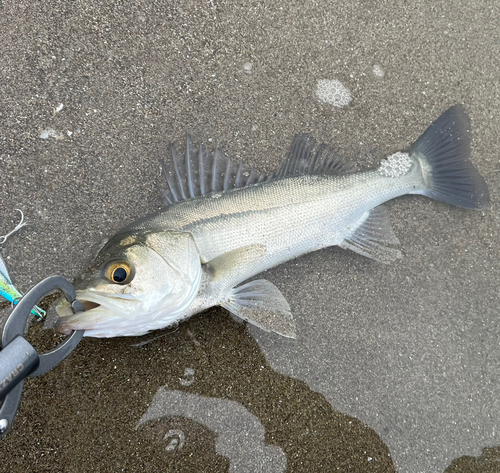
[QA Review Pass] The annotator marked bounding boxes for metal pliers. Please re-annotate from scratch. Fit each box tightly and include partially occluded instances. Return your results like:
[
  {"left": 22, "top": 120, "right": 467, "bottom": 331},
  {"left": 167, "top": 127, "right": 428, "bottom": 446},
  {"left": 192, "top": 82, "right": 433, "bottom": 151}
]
[{"left": 0, "top": 276, "right": 85, "bottom": 439}]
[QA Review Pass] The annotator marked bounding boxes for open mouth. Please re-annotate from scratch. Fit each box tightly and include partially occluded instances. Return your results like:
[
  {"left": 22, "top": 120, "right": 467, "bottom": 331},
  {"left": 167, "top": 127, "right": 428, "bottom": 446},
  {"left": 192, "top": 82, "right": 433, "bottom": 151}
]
[
  {"left": 81, "top": 301, "right": 100, "bottom": 311},
  {"left": 55, "top": 293, "right": 123, "bottom": 334},
  {"left": 55, "top": 297, "right": 98, "bottom": 318},
  {"left": 55, "top": 290, "right": 140, "bottom": 324},
  {"left": 54, "top": 290, "right": 145, "bottom": 337}
]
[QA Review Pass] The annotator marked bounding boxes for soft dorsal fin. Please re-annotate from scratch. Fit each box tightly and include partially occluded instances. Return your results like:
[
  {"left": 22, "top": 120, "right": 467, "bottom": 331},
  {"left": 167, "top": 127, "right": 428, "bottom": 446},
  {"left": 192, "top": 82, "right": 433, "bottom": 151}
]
[
  {"left": 160, "top": 136, "right": 273, "bottom": 206},
  {"left": 276, "top": 134, "right": 356, "bottom": 179}
]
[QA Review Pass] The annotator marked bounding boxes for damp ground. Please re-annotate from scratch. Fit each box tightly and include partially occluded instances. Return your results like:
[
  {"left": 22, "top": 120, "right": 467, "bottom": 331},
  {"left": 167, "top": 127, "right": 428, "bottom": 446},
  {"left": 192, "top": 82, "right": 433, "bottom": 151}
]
[{"left": 1, "top": 1, "right": 499, "bottom": 471}]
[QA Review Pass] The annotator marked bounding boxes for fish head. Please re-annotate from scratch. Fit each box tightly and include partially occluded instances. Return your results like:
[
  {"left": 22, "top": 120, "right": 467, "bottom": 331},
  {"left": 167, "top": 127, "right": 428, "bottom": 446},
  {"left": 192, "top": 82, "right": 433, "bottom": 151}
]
[{"left": 56, "top": 230, "right": 202, "bottom": 337}]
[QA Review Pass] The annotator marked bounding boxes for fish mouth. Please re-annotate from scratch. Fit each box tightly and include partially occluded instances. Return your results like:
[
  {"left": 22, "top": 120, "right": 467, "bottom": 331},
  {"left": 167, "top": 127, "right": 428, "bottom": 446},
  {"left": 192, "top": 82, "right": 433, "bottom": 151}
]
[
  {"left": 81, "top": 301, "right": 101, "bottom": 311},
  {"left": 55, "top": 290, "right": 138, "bottom": 334}
]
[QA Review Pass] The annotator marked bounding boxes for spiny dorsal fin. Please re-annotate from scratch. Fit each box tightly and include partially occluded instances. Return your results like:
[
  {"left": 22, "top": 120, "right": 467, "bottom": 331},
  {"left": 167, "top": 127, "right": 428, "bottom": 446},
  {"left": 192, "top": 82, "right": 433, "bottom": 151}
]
[
  {"left": 339, "top": 205, "right": 402, "bottom": 264},
  {"left": 160, "top": 136, "right": 272, "bottom": 206},
  {"left": 276, "top": 134, "right": 355, "bottom": 179}
]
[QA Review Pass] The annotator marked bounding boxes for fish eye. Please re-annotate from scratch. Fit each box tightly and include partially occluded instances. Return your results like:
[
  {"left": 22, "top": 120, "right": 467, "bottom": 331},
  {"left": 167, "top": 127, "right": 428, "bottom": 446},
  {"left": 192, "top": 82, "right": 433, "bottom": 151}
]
[{"left": 104, "top": 261, "right": 134, "bottom": 285}]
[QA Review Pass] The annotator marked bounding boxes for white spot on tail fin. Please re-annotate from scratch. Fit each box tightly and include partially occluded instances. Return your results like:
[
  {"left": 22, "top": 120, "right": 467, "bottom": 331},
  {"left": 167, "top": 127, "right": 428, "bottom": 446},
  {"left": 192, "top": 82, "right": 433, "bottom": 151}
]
[{"left": 378, "top": 152, "right": 413, "bottom": 178}]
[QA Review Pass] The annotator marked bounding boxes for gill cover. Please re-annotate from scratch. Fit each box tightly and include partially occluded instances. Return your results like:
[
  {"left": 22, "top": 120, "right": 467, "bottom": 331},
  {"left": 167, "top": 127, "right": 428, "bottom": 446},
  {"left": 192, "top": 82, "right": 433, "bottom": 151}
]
[{"left": 135, "top": 231, "right": 202, "bottom": 319}]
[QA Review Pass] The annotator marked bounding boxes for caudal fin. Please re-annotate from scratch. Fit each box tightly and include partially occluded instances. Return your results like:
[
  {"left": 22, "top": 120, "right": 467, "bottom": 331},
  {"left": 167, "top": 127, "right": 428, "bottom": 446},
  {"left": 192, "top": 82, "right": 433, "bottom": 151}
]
[{"left": 410, "top": 105, "right": 490, "bottom": 209}]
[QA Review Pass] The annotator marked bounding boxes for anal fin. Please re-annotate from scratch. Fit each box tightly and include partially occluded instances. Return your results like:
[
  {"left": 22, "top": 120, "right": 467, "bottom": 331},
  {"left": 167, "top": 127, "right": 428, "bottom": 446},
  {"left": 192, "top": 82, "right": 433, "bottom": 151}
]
[
  {"left": 340, "top": 205, "right": 402, "bottom": 264},
  {"left": 221, "top": 280, "right": 296, "bottom": 338}
]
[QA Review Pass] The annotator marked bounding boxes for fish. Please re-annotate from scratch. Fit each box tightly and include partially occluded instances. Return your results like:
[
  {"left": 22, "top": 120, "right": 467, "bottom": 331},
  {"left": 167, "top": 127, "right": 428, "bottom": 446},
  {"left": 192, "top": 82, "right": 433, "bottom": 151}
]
[
  {"left": 55, "top": 105, "right": 489, "bottom": 338},
  {"left": 0, "top": 210, "right": 46, "bottom": 319}
]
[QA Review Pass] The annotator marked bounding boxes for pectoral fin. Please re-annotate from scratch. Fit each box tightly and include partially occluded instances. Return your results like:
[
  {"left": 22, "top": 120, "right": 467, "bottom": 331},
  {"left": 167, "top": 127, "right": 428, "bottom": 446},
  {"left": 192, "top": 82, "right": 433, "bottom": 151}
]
[
  {"left": 221, "top": 279, "right": 296, "bottom": 339},
  {"left": 207, "top": 244, "right": 267, "bottom": 287}
]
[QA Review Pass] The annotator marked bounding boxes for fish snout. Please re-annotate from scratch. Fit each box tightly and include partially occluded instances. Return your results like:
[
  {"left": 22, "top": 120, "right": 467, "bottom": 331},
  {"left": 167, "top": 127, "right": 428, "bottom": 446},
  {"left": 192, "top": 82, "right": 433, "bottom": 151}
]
[
  {"left": 55, "top": 296, "right": 99, "bottom": 334},
  {"left": 54, "top": 317, "right": 74, "bottom": 335}
]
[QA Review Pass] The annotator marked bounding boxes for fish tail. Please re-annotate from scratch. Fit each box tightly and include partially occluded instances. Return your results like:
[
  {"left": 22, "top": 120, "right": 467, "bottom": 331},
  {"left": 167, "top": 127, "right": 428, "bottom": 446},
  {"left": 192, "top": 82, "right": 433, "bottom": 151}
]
[{"left": 409, "top": 105, "right": 490, "bottom": 209}]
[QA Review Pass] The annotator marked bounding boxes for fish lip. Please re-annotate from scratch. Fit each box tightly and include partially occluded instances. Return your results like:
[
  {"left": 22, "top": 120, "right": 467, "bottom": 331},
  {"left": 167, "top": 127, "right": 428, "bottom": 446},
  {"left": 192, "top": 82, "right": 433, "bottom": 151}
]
[
  {"left": 55, "top": 311, "right": 94, "bottom": 334},
  {"left": 55, "top": 289, "right": 140, "bottom": 333},
  {"left": 54, "top": 318, "right": 74, "bottom": 334}
]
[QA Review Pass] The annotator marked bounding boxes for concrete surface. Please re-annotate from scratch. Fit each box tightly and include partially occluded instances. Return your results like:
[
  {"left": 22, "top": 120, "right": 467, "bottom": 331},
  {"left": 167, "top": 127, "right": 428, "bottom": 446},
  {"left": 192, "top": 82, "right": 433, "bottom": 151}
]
[{"left": 1, "top": 0, "right": 499, "bottom": 471}]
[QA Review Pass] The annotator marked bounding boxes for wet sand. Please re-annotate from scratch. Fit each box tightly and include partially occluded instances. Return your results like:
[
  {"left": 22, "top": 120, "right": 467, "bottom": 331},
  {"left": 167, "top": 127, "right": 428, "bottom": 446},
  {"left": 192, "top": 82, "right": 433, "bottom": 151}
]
[
  {"left": 2, "top": 314, "right": 396, "bottom": 472},
  {"left": 1, "top": 0, "right": 499, "bottom": 471}
]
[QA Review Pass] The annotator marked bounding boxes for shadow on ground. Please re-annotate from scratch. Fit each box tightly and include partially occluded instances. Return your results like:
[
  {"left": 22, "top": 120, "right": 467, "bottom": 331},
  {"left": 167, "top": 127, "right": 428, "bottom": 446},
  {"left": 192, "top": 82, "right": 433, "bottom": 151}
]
[{"left": 1, "top": 310, "right": 395, "bottom": 472}]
